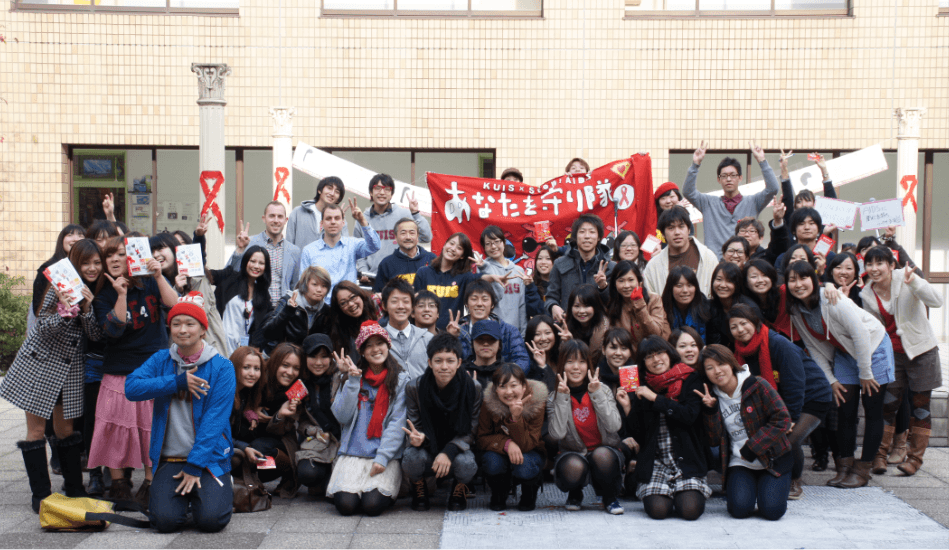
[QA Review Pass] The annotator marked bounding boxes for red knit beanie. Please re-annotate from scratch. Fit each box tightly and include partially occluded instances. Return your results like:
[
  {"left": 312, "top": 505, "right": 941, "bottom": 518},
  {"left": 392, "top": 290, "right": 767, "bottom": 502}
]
[
  {"left": 167, "top": 291, "right": 208, "bottom": 330},
  {"left": 355, "top": 320, "right": 390, "bottom": 350},
  {"left": 653, "top": 181, "right": 682, "bottom": 202}
]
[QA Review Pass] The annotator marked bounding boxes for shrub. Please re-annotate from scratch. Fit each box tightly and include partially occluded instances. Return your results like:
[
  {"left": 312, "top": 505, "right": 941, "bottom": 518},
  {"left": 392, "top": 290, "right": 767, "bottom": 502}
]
[{"left": 0, "top": 271, "right": 30, "bottom": 373}]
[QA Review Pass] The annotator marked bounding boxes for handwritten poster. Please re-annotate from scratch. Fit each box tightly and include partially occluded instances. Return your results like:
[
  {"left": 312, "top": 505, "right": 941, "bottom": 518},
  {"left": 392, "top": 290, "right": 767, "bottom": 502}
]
[
  {"left": 814, "top": 196, "right": 858, "bottom": 231},
  {"left": 860, "top": 198, "right": 904, "bottom": 231}
]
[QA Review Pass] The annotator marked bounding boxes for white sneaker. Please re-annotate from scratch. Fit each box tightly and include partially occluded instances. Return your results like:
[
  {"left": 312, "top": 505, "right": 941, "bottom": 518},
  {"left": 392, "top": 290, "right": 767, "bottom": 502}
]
[{"left": 606, "top": 500, "right": 624, "bottom": 515}]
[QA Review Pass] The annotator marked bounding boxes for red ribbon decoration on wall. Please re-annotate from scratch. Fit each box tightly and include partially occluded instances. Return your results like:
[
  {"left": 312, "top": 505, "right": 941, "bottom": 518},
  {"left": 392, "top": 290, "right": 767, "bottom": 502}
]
[
  {"left": 273, "top": 167, "right": 290, "bottom": 203},
  {"left": 900, "top": 175, "right": 918, "bottom": 213},
  {"left": 199, "top": 170, "right": 225, "bottom": 232}
]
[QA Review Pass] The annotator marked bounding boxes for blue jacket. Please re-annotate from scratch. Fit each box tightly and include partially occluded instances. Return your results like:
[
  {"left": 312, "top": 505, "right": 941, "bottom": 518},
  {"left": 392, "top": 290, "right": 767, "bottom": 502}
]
[
  {"left": 742, "top": 330, "right": 833, "bottom": 421},
  {"left": 373, "top": 247, "right": 437, "bottom": 293},
  {"left": 332, "top": 372, "right": 410, "bottom": 468},
  {"left": 126, "top": 348, "right": 237, "bottom": 478},
  {"left": 458, "top": 315, "right": 531, "bottom": 374}
]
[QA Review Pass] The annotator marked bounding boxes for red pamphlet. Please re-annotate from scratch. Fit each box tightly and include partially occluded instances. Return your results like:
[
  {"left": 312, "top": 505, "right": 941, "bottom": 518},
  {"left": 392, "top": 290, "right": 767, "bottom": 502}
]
[
  {"left": 285, "top": 379, "right": 308, "bottom": 401},
  {"left": 619, "top": 365, "right": 639, "bottom": 392}
]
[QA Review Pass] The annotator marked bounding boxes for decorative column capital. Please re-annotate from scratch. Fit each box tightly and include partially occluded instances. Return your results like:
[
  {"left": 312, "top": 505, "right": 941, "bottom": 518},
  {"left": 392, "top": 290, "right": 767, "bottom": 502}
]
[
  {"left": 191, "top": 63, "right": 232, "bottom": 106},
  {"left": 894, "top": 107, "right": 926, "bottom": 140},
  {"left": 270, "top": 106, "right": 296, "bottom": 138}
]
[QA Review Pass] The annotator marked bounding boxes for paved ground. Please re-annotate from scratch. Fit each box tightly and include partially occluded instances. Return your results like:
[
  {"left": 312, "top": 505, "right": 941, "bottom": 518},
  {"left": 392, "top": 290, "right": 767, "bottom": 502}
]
[{"left": 0, "top": 396, "right": 947, "bottom": 549}]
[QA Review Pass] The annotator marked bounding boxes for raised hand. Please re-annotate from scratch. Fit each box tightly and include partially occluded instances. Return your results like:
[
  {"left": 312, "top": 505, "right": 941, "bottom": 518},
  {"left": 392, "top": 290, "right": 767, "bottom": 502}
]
[
  {"left": 195, "top": 212, "right": 211, "bottom": 237},
  {"left": 693, "top": 383, "right": 717, "bottom": 408},
  {"left": 822, "top": 282, "right": 841, "bottom": 306},
  {"left": 186, "top": 367, "right": 209, "bottom": 400},
  {"left": 823, "top": 223, "right": 837, "bottom": 236},
  {"left": 812, "top": 153, "right": 829, "bottom": 179},
  {"left": 146, "top": 258, "right": 163, "bottom": 279},
  {"left": 445, "top": 310, "right": 463, "bottom": 337},
  {"left": 555, "top": 372, "right": 569, "bottom": 395},
  {"left": 236, "top": 220, "right": 251, "bottom": 252},
  {"left": 840, "top": 278, "right": 858, "bottom": 297},
  {"left": 333, "top": 350, "right": 362, "bottom": 378},
  {"left": 773, "top": 196, "right": 787, "bottom": 224},
  {"left": 79, "top": 286, "right": 94, "bottom": 313},
  {"left": 174, "top": 272, "right": 189, "bottom": 291},
  {"left": 526, "top": 341, "right": 547, "bottom": 368},
  {"left": 288, "top": 290, "right": 300, "bottom": 309},
  {"left": 587, "top": 367, "right": 601, "bottom": 393},
  {"left": 469, "top": 251, "right": 485, "bottom": 269},
  {"left": 509, "top": 398, "right": 524, "bottom": 421},
  {"left": 102, "top": 192, "right": 116, "bottom": 221},
  {"left": 104, "top": 273, "right": 128, "bottom": 295},
  {"left": 593, "top": 260, "right": 608, "bottom": 290},
  {"left": 779, "top": 149, "right": 793, "bottom": 179},
  {"left": 408, "top": 191, "right": 420, "bottom": 215},
  {"left": 401, "top": 419, "right": 426, "bottom": 448},
  {"left": 349, "top": 198, "right": 367, "bottom": 226},
  {"left": 52, "top": 286, "right": 73, "bottom": 311},
  {"left": 750, "top": 140, "right": 766, "bottom": 163},
  {"left": 615, "top": 387, "right": 631, "bottom": 415},
  {"left": 693, "top": 140, "right": 708, "bottom": 166},
  {"left": 884, "top": 225, "right": 897, "bottom": 240},
  {"left": 635, "top": 385, "right": 657, "bottom": 402},
  {"left": 555, "top": 320, "right": 573, "bottom": 342},
  {"left": 903, "top": 265, "right": 916, "bottom": 284},
  {"left": 278, "top": 398, "right": 299, "bottom": 419}
]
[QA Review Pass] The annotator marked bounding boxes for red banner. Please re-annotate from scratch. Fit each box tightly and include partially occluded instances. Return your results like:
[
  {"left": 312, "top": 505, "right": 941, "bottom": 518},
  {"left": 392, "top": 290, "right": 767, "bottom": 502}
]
[{"left": 428, "top": 154, "right": 655, "bottom": 268}]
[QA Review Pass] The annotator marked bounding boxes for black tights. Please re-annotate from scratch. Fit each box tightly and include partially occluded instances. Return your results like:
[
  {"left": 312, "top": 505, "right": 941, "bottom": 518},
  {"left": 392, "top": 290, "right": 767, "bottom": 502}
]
[
  {"left": 297, "top": 460, "right": 331, "bottom": 488},
  {"left": 554, "top": 448, "right": 621, "bottom": 504},
  {"left": 787, "top": 412, "right": 823, "bottom": 480},
  {"left": 333, "top": 490, "right": 392, "bottom": 517},
  {"left": 642, "top": 491, "right": 706, "bottom": 521},
  {"left": 838, "top": 383, "right": 887, "bottom": 461}
]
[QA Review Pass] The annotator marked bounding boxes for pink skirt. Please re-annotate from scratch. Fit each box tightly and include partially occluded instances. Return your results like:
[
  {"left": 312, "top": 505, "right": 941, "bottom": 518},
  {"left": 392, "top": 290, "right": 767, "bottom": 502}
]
[{"left": 87, "top": 374, "right": 153, "bottom": 469}]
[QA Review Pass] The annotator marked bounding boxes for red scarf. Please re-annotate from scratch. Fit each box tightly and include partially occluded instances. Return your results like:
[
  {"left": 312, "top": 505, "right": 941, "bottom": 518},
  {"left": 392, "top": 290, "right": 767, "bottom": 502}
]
[
  {"left": 644, "top": 363, "right": 694, "bottom": 401},
  {"left": 734, "top": 325, "right": 777, "bottom": 390},
  {"left": 362, "top": 367, "right": 390, "bottom": 440},
  {"left": 873, "top": 290, "right": 905, "bottom": 354}
]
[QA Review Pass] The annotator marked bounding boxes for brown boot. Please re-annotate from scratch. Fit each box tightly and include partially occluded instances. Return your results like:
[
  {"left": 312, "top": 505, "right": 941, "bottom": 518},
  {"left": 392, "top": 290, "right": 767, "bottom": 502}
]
[
  {"left": 838, "top": 460, "right": 872, "bottom": 488},
  {"left": 887, "top": 430, "right": 908, "bottom": 464},
  {"left": 827, "top": 456, "right": 853, "bottom": 487},
  {"left": 108, "top": 478, "right": 133, "bottom": 501},
  {"left": 872, "top": 425, "right": 894, "bottom": 475},
  {"left": 897, "top": 427, "right": 930, "bottom": 476}
]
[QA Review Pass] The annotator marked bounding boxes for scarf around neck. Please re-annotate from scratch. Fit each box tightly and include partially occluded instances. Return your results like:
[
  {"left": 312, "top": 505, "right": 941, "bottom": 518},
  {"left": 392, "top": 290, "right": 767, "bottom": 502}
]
[
  {"left": 362, "top": 367, "right": 390, "bottom": 440},
  {"left": 733, "top": 325, "right": 777, "bottom": 390},
  {"left": 417, "top": 368, "right": 475, "bottom": 454},
  {"left": 644, "top": 363, "right": 694, "bottom": 401}
]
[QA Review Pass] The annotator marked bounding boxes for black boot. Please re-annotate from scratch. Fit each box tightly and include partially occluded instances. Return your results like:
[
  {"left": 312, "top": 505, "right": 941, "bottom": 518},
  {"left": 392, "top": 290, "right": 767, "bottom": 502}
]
[
  {"left": 517, "top": 474, "right": 541, "bottom": 512},
  {"left": 48, "top": 439, "right": 62, "bottom": 476},
  {"left": 411, "top": 479, "right": 430, "bottom": 511},
  {"left": 487, "top": 474, "right": 511, "bottom": 512},
  {"left": 52, "top": 433, "right": 88, "bottom": 498},
  {"left": 18, "top": 440, "right": 52, "bottom": 513},
  {"left": 87, "top": 467, "right": 105, "bottom": 497}
]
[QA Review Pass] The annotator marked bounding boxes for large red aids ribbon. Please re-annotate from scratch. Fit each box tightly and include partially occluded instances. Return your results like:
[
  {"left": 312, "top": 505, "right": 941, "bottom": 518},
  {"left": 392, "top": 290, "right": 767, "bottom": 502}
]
[
  {"left": 273, "top": 167, "right": 290, "bottom": 203},
  {"left": 900, "top": 175, "right": 918, "bottom": 213},
  {"left": 199, "top": 171, "right": 225, "bottom": 232}
]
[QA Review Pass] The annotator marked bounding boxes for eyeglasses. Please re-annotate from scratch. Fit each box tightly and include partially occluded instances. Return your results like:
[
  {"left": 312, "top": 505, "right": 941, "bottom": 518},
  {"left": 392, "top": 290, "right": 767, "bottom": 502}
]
[
  {"left": 718, "top": 173, "right": 740, "bottom": 181},
  {"left": 724, "top": 248, "right": 746, "bottom": 258},
  {"left": 484, "top": 239, "right": 504, "bottom": 249},
  {"left": 620, "top": 244, "right": 638, "bottom": 251},
  {"left": 338, "top": 295, "right": 361, "bottom": 309}
]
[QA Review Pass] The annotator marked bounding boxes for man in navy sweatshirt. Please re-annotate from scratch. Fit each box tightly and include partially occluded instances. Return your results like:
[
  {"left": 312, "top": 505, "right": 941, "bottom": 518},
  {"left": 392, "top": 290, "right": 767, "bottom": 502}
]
[{"left": 373, "top": 217, "right": 436, "bottom": 293}]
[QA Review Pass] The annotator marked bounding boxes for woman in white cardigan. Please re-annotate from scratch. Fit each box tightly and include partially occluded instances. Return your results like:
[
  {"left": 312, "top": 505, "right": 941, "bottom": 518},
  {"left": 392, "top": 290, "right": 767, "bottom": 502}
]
[
  {"left": 785, "top": 261, "right": 895, "bottom": 489},
  {"left": 861, "top": 246, "right": 943, "bottom": 476}
]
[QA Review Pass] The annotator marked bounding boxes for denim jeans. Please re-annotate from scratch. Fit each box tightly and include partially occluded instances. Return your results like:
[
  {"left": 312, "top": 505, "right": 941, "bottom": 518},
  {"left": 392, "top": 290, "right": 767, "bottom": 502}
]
[
  {"left": 725, "top": 466, "right": 791, "bottom": 521},
  {"left": 481, "top": 450, "right": 544, "bottom": 480},
  {"left": 149, "top": 461, "right": 233, "bottom": 533}
]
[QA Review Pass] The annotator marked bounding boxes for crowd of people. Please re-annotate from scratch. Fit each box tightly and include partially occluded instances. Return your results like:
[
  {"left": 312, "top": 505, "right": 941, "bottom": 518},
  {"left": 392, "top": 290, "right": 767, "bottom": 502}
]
[{"left": 2, "top": 146, "right": 942, "bottom": 532}]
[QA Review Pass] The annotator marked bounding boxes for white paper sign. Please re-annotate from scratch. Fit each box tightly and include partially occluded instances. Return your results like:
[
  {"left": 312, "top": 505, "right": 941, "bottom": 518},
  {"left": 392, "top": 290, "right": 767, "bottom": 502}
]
[
  {"left": 42, "top": 258, "right": 85, "bottom": 307},
  {"left": 814, "top": 196, "right": 859, "bottom": 230},
  {"left": 293, "top": 141, "right": 433, "bottom": 216},
  {"left": 175, "top": 244, "right": 204, "bottom": 277},
  {"left": 860, "top": 198, "right": 904, "bottom": 231},
  {"left": 125, "top": 237, "right": 153, "bottom": 277}
]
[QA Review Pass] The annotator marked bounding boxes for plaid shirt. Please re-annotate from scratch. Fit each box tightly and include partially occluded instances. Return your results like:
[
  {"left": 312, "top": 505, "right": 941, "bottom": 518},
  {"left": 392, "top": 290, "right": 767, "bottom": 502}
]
[
  {"left": 704, "top": 375, "right": 792, "bottom": 477},
  {"left": 263, "top": 236, "right": 285, "bottom": 305}
]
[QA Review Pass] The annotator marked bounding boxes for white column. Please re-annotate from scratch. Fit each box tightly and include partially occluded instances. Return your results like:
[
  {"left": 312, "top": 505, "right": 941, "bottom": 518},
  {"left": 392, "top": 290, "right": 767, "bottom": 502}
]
[
  {"left": 270, "top": 106, "right": 295, "bottom": 215},
  {"left": 192, "top": 63, "right": 232, "bottom": 268},
  {"left": 894, "top": 107, "right": 925, "bottom": 261}
]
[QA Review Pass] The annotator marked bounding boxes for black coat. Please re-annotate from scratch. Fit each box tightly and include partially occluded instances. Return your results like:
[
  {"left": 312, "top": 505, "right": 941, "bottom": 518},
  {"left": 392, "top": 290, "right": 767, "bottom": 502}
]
[
  {"left": 627, "top": 371, "right": 712, "bottom": 484},
  {"left": 706, "top": 295, "right": 762, "bottom": 348},
  {"left": 260, "top": 294, "right": 329, "bottom": 353}
]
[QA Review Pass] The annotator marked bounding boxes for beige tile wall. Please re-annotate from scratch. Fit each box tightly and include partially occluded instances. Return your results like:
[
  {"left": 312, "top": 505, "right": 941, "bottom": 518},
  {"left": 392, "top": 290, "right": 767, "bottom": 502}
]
[{"left": 0, "top": 0, "right": 947, "bottom": 286}]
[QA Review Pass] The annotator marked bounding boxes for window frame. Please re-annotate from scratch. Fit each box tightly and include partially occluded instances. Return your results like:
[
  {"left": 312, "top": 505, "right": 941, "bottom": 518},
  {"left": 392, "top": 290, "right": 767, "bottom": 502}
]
[
  {"left": 11, "top": 0, "right": 239, "bottom": 16},
  {"left": 319, "top": 0, "right": 543, "bottom": 19},
  {"left": 623, "top": 0, "right": 851, "bottom": 19}
]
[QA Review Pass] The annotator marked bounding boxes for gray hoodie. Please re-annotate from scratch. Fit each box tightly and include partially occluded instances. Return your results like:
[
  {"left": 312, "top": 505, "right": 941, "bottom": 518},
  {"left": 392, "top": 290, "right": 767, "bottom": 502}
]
[
  {"left": 479, "top": 257, "right": 528, "bottom": 335},
  {"left": 711, "top": 368, "right": 763, "bottom": 470},
  {"left": 285, "top": 199, "right": 348, "bottom": 250},
  {"left": 162, "top": 342, "right": 221, "bottom": 459}
]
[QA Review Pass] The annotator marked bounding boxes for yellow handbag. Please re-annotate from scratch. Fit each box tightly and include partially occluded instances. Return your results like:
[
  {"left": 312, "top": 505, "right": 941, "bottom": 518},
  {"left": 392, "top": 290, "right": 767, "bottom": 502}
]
[{"left": 39, "top": 493, "right": 150, "bottom": 531}]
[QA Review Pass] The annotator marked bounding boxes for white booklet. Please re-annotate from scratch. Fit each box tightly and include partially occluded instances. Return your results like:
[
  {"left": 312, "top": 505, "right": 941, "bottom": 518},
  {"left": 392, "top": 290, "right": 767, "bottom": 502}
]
[
  {"left": 42, "top": 258, "right": 85, "bottom": 306},
  {"left": 176, "top": 244, "right": 204, "bottom": 277},
  {"left": 125, "top": 237, "right": 153, "bottom": 277}
]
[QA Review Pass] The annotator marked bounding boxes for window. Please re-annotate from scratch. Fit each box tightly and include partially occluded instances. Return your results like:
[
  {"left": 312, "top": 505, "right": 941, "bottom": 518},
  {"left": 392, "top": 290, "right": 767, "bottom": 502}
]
[
  {"left": 624, "top": 0, "right": 849, "bottom": 17},
  {"left": 941, "top": 0, "right": 948, "bottom": 14},
  {"left": 12, "top": 0, "right": 238, "bottom": 15},
  {"left": 320, "top": 0, "right": 542, "bottom": 17}
]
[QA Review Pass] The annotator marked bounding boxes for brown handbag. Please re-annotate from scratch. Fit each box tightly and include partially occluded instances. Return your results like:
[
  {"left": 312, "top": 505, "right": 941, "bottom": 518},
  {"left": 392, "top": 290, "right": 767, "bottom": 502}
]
[{"left": 231, "top": 448, "right": 272, "bottom": 514}]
